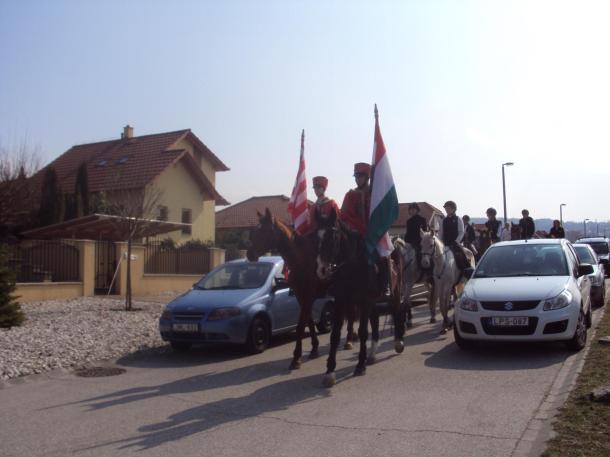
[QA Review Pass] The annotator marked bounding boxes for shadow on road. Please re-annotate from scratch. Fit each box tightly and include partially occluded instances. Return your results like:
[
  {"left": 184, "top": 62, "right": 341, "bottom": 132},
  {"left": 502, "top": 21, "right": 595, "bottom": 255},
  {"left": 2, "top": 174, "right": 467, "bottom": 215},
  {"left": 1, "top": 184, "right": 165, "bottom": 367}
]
[{"left": 424, "top": 340, "right": 573, "bottom": 371}]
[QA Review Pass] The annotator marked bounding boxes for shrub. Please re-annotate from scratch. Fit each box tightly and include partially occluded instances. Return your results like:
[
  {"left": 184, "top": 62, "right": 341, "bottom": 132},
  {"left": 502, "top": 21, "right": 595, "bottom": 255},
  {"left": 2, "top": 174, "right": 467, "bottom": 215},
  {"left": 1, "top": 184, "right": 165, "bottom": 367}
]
[{"left": 0, "top": 244, "right": 25, "bottom": 328}]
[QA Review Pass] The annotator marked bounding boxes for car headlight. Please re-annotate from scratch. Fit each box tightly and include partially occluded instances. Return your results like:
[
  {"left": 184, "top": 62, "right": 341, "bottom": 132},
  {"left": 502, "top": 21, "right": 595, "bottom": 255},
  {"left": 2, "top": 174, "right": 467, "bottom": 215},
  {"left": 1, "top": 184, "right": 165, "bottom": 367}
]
[
  {"left": 459, "top": 295, "right": 478, "bottom": 312},
  {"left": 207, "top": 307, "right": 241, "bottom": 321},
  {"left": 161, "top": 310, "right": 173, "bottom": 320},
  {"left": 543, "top": 290, "right": 572, "bottom": 311}
]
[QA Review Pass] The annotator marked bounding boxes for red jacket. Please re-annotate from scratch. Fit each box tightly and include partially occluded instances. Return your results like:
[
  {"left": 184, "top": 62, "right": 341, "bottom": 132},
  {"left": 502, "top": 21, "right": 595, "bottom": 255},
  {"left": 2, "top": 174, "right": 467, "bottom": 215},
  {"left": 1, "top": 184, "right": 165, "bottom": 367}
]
[
  {"left": 340, "top": 187, "right": 370, "bottom": 237},
  {"left": 306, "top": 198, "right": 340, "bottom": 232}
]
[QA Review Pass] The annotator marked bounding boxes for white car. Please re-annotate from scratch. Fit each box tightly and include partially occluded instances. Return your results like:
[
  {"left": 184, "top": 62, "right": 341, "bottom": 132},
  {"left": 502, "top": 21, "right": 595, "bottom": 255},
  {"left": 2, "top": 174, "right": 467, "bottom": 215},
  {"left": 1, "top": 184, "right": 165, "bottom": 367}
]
[
  {"left": 454, "top": 239, "right": 593, "bottom": 351},
  {"left": 572, "top": 243, "right": 606, "bottom": 307}
]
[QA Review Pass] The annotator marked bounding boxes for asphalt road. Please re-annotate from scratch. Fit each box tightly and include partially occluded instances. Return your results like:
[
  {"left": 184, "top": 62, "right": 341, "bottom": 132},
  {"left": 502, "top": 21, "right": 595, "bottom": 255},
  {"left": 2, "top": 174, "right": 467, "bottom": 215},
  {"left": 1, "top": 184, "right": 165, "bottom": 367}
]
[{"left": 0, "top": 303, "right": 603, "bottom": 457}]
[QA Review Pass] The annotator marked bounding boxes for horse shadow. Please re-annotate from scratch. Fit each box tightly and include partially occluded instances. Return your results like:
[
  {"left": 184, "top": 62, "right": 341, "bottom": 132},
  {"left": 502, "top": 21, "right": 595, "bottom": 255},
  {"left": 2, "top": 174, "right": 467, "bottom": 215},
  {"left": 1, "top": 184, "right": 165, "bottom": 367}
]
[
  {"left": 423, "top": 340, "right": 573, "bottom": 371},
  {"left": 77, "top": 369, "right": 351, "bottom": 453}
]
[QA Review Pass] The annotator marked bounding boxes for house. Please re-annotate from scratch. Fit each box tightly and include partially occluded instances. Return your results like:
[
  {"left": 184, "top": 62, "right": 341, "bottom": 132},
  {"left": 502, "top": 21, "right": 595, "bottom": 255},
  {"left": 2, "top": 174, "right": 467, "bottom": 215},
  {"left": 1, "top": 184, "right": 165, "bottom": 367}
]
[
  {"left": 389, "top": 202, "right": 444, "bottom": 237},
  {"left": 31, "top": 126, "right": 229, "bottom": 243}
]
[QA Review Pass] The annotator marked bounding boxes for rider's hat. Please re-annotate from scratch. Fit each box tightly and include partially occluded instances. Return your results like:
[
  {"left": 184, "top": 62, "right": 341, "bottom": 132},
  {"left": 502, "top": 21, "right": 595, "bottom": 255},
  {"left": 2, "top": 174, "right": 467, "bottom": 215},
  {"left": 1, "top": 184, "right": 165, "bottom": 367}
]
[
  {"left": 353, "top": 162, "right": 371, "bottom": 177},
  {"left": 443, "top": 200, "right": 457, "bottom": 210},
  {"left": 312, "top": 176, "right": 328, "bottom": 189},
  {"left": 408, "top": 202, "right": 420, "bottom": 212},
  {"left": 486, "top": 207, "right": 497, "bottom": 216}
]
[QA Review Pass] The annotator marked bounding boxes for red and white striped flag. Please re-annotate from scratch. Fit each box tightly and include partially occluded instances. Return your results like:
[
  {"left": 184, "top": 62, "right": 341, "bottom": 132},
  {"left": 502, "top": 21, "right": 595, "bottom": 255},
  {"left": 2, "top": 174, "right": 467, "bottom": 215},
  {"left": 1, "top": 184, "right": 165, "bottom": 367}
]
[{"left": 287, "top": 129, "right": 309, "bottom": 234}]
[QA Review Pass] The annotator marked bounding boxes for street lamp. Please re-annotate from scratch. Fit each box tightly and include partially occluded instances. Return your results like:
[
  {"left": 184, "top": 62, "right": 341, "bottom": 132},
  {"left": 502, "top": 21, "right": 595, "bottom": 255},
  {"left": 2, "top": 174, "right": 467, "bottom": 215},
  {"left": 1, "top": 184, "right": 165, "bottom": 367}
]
[
  {"left": 502, "top": 162, "right": 514, "bottom": 225},
  {"left": 559, "top": 203, "right": 566, "bottom": 226},
  {"left": 584, "top": 218, "right": 590, "bottom": 237}
]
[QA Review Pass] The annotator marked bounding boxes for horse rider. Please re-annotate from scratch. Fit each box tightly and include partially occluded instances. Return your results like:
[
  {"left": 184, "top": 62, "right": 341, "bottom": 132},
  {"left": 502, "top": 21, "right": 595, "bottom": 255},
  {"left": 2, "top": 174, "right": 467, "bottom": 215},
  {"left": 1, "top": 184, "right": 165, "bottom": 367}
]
[
  {"left": 308, "top": 176, "right": 340, "bottom": 232},
  {"left": 438, "top": 201, "right": 470, "bottom": 271},
  {"left": 485, "top": 207, "right": 501, "bottom": 243},
  {"left": 462, "top": 215, "right": 477, "bottom": 255},
  {"left": 519, "top": 209, "right": 536, "bottom": 239},
  {"left": 548, "top": 220, "right": 565, "bottom": 239},
  {"left": 404, "top": 203, "right": 429, "bottom": 264}
]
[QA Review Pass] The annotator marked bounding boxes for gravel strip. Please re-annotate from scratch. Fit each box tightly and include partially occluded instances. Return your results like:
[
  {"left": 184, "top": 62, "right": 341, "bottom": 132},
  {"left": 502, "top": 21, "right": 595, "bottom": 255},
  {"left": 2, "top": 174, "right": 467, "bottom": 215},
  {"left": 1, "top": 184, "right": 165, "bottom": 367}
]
[{"left": 0, "top": 296, "right": 175, "bottom": 381}]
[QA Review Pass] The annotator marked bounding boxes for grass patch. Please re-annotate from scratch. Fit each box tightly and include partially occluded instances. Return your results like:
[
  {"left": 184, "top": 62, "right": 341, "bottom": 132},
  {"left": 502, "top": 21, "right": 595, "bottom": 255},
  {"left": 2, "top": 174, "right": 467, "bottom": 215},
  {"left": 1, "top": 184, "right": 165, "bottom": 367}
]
[{"left": 543, "top": 306, "right": 610, "bottom": 457}]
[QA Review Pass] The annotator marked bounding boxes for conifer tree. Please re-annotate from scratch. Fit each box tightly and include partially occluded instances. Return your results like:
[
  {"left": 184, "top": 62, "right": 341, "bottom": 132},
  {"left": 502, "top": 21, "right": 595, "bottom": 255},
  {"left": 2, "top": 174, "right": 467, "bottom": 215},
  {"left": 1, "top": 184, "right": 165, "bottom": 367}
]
[
  {"left": 0, "top": 244, "right": 25, "bottom": 328},
  {"left": 38, "top": 167, "right": 63, "bottom": 226},
  {"left": 75, "top": 162, "right": 89, "bottom": 218}
]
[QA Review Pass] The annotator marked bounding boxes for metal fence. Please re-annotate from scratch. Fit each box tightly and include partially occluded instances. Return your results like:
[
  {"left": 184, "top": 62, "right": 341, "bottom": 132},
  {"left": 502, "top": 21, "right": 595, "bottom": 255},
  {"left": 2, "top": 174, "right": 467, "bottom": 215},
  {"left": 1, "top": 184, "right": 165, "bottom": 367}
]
[
  {"left": 7, "top": 240, "right": 80, "bottom": 283},
  {"left": 144, "top": 241, "right": 210, "bottom": 275}
]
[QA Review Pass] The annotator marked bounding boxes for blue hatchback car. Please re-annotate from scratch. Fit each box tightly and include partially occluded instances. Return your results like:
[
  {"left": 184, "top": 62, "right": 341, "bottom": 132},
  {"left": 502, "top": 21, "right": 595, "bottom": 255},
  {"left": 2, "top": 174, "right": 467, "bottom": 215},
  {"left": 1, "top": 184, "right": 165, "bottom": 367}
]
[{"left": 159, "top": 256, "right": 333, "bottom": 353}]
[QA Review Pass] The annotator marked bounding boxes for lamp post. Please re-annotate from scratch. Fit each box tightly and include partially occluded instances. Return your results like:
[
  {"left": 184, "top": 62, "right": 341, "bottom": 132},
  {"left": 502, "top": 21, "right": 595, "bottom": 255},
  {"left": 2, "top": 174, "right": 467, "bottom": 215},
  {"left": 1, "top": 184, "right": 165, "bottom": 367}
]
[
  {"left": 584, "top": 218, "right": 590, "bottom": 237},
  {"left": 559, "top": 203, "right": 566, "bottom": 226},
  {"left": 502, "top": 162, "right": 514, "bottom": 225}
]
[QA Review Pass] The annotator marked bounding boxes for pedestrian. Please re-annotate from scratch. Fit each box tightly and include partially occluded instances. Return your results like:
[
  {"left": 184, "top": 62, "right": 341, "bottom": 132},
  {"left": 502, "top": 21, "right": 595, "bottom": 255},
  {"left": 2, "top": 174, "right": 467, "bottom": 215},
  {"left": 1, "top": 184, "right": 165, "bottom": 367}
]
[{"left": 549, "top": 220, "right": 565, "bottom": 239}]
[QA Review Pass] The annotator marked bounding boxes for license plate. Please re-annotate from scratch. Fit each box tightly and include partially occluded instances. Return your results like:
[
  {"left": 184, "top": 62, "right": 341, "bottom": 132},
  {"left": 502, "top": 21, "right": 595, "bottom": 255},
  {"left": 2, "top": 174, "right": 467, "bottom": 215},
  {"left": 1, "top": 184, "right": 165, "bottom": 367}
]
[
  {"left": 172, "top": 323, "right": 198, "bottom": 332},
  {"left": 491, "top": 316, "right": 529, "bottom": 326}
]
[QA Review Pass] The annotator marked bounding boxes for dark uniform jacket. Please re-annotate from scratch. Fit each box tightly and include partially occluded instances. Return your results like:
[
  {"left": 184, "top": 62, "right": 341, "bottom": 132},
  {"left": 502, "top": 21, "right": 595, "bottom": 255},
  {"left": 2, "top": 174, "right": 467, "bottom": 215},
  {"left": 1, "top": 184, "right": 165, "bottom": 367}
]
[
  {"left": 519, "top": 217, "right": 536, "bottom": 239},
  {"left": 404, "top": 214, "right": 428, "bottom": 246},
  {"left": 485, "top": 219, "right": 501, "bottom": 243},
  {"left": 442, "top": 215, "right": 460, "bottom": 246},
  {"left": 463, "top": 223, "right": 476, "bottom": 246},
  {"left": 549, "top": 226, "right": 565, "bottom": 239}
]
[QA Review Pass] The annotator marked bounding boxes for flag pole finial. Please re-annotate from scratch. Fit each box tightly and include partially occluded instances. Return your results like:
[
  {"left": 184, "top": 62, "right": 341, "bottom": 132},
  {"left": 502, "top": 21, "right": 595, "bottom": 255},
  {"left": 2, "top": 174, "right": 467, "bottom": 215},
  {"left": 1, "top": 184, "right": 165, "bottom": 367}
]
[
  {"left": 374, "top": 104, "right": 378, "bottom": 120},
  {"left": 301, "top": 129, "right": 305, "bottom": 147}
]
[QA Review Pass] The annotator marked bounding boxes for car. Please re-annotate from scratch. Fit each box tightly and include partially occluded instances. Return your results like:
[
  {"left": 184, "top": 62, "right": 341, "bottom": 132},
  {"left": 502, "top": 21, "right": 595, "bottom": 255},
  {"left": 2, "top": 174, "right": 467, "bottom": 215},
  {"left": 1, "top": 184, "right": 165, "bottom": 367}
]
[
  {"left": 454, "top": 239, "right": 593, "bottom": 351},
  {"left": 159, "top": 256, "right": 332, "bottom": 354},
  {"left": 573, "top": 243, "right": 606, "bottom": 307},
  {"left": 574, "top": 237, "right": 610, "bottom": 275}
]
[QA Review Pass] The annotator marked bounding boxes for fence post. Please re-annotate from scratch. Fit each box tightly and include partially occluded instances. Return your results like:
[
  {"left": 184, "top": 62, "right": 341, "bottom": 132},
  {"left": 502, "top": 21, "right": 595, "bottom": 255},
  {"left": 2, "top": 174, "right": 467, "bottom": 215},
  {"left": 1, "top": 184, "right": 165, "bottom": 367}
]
[
  {"left": 208, "top": 247, "right": 225, "bottom": 271},
  {"left": 78, "top": 239, "right": 96, "bottom": 297}
]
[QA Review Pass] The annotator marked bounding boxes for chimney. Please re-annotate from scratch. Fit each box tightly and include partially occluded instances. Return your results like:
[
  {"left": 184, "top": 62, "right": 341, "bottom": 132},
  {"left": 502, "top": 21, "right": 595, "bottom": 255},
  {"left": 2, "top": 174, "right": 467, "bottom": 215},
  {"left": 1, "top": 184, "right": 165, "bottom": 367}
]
[{"left": 121, "top": 125, "right": 133, "bottom": 139}]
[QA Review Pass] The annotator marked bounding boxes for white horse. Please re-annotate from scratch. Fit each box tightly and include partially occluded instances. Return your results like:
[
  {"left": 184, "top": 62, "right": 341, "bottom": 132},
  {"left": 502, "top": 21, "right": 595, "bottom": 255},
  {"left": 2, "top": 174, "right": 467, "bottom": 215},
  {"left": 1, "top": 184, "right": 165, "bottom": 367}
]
[
  {"left": 393, "top": 238, "right": 434, "bottom": 327},
  {"left": 420, "top": 230, "right": 475, "bottom": 333}
]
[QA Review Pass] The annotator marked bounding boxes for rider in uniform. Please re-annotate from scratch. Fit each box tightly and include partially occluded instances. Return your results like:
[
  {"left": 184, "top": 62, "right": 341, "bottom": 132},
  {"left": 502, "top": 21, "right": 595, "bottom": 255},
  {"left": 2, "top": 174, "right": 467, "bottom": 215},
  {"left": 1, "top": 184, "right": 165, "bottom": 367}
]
[
  {"left": 404, "top": 202, "right": 429, "bottom": 265},
  {"left": 438, "top": 201, "right": 470, "bottom": 271},
  {"left": 308, "top": 176, "right": 340, "bottom": 231},
  {"left": 484, "top": 207, "right": 501, "bottom": 244},
  {"left": 519, "top": 209, "right": 536, "bottom": 239}
]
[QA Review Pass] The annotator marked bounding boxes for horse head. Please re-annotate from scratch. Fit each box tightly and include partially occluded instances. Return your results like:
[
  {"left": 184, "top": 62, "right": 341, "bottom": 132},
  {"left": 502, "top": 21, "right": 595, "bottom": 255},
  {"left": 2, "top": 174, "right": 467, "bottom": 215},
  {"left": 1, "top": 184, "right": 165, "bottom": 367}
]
[
  {"left": 246, "top": 208, "right": 277, "bottom": 261},
  {"left": 419, "top": 229, "right": 438, "bottom": 270},
  {"left": 316, "top": 208, "right": 342, "bottom": 280}
]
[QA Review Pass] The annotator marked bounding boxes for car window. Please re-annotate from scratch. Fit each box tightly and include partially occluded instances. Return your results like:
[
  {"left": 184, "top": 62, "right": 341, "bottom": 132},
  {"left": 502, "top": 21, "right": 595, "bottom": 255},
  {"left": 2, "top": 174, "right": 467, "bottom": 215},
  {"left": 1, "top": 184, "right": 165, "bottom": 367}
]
[
  {"left": 582, "top": 241, "right": 609, "bottom": 255},
  {"left": 573, "top": 246, "right": 597, "bottom": 264},
  {"left": 196, "top": 263, "right": 273, "bottom": 290},
  {"left": 474, "top": 244, "right": 569, "bottom": 278},
  {"left": 564, "top": 244, "right": 580, "bottom": 277}
]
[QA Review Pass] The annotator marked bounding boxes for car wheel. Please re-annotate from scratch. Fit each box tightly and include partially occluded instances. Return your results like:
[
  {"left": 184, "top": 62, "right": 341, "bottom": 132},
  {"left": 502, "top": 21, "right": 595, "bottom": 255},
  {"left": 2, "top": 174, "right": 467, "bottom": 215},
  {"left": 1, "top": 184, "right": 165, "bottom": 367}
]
[
  {"left": 566, "top": 309, "right": 587, "bottom": 352},
  {"left": 316, "top": 301, "right": 333, "bottom": 334},
  {"left": 453, "top": 324, "right": 476, "bottom": 350},
  {"left": 170, "top": 341, "right": 192, "bottom": 352},
  {"left": 586, "top": 304, "right": 592, "bottom": 328},
  {"left": 597, "top": 286, "right": 606, "bottom": 308},
  {"left": 246, "top": 316, "right": 270, "bottom": 354}
]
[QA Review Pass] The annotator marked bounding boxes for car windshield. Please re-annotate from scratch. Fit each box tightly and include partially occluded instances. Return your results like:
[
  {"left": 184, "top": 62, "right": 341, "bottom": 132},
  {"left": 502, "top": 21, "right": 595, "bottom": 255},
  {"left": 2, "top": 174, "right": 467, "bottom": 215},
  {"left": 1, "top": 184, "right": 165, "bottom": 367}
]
[
  {"left": 573, "top": 246, "right": 597, "bottom": 264},
  {"left": 474, "top": 244, "right": 569, "bottom": 278},
  {"left": 582, "top": 241, "right": 609, "bottom": 255},
  {"left": 195, "top": 263, "right": 273, "bottom": 290}
]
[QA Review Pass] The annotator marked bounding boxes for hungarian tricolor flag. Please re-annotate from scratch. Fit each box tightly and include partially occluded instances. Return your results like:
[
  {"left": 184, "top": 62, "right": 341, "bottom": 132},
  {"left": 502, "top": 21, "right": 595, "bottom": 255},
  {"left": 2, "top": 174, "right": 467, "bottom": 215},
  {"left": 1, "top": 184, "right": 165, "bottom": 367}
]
[
  {"left": 287, "top": 129, "right": 310, "bottom": 234},
  {"left": 366, "top": 105, "right": 399, "bottom": 262}
]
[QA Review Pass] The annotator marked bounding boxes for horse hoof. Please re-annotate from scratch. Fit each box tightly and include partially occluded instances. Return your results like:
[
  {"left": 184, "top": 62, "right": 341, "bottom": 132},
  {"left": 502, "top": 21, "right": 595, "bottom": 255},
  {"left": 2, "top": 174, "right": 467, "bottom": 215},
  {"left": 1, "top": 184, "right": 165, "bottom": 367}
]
[
  {"left": 439, "top": 327, "right": 447, "bottom": 335},
  {"left": 394, "top": 340, "right": 405, "bottom": 354},
  {"left": 323, "top": 373, "right": 336, "bottom": 388},
  {"left": 354, "top": 365, "right": 366, "bottom": 376},
  {"left": 289, "top": 359, "right": 302, "bottom": 370},
  {"left": 343, "top": 342, "right": 353, "bottom": 350},
  {"left": 430, "top": 317, "right": 436, "bottom": 324},
  {"left": 309, "top": 350, "right": 319, "bottom": 360}
]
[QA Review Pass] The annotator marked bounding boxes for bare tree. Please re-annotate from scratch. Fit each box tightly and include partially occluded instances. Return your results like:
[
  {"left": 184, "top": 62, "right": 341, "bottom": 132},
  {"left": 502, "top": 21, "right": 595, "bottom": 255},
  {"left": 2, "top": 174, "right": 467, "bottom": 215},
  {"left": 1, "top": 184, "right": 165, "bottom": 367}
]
[
  {"left": 0, "top": 140, "right": 41, "bottom": 231},
  {"left": 99, "top": 184, "right": 163, "bottom": 310}
]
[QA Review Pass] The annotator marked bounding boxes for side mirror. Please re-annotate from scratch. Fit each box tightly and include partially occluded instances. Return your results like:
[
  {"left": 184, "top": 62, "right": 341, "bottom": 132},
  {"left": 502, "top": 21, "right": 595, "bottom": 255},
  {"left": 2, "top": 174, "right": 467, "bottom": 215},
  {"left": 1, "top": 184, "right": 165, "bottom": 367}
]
[
  {"left": 272, "top": 278, "right": 289, "bottom": 292},
  {"left": 578, "top": 264, "right": 594, "bottom": 276},
  {"left": 463, "top": 267, "right": 475, "bottom": 279}
]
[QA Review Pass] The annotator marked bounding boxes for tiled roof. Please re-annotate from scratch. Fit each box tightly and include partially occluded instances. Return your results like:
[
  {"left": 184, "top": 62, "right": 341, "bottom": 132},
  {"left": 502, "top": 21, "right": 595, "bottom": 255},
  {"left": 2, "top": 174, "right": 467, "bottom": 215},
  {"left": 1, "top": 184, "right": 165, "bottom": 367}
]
[
  {"left": 216, "top": 195, "right": 297, "bottom": 230},
  {"left": 391, "top": 202, "right": 444, "bottom": 228},
  {"left": 32, "top": 129, "right": 228, "bottom": 204}
]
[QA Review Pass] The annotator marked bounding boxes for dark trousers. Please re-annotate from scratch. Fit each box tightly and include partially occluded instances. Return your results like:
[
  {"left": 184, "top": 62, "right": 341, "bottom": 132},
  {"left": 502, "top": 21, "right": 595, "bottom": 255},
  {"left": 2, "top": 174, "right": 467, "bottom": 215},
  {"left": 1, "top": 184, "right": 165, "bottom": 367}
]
[{"left": 448, "top": 243, "right": 469, "bottom": 270}]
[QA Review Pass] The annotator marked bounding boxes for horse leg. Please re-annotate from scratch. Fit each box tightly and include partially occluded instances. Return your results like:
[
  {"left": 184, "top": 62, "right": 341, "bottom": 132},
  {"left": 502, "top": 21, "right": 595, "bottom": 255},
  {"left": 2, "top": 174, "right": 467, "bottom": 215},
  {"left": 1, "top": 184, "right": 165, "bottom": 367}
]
[
  {"left": 307, "top": 315, "right": 319, "bottom": 359},
  {"left": 367, "top": 301, "right": 379, "bottom": 365},
  {"left": 344, "top": 307, "right": 354, "bottom": 350},
  {"left": 354, "top": 302, "right": 369, "bottom": 376},
  {"left": 323, "top": 303, "right": 344, "bottom": 388},
  {"left": 429, "top": 280, "right": 438, "bottom": 323},
  {"left": 439, "top": 285, "right": 451, "bottom": 334},
  {"left": 403, "top": 278, "right": 413, "bottom": 328},
  {"left": 393, "top": 296, "right": 406, "bottom": 353},
  {"left": 290, "top": 306, "right": 308, "bottom": 370}
]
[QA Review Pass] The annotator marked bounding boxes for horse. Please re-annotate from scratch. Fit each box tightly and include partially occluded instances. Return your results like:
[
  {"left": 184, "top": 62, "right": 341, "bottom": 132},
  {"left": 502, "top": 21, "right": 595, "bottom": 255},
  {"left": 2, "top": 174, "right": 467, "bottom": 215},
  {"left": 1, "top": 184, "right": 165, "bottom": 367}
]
[
  {"left": 316, "top": 209, "right": 405, "bottom": 387},
  {"left": 246, "top": 208, "right": 324, "bottom": 370},
  {"left": 420, "top": 230, "right": 475, "bottom": 334},
  {"left": 393, "top": 238, "right": 434, "bottom": 327}
]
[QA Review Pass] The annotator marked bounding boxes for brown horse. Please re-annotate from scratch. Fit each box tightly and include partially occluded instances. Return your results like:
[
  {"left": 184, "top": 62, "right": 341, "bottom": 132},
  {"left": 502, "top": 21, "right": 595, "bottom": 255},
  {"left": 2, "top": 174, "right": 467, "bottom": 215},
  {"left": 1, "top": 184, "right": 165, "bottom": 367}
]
[{"left": 246, "top": 208, "right": 325, "bottom": 370}]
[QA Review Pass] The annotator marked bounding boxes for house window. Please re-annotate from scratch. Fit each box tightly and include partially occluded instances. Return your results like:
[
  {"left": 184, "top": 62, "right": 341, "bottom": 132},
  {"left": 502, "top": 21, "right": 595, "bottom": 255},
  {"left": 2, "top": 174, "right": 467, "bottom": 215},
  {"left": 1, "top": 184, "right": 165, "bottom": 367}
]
[
  {"left": 157, "top": 206, "right": 168, "bottom": 221},
  {"left": 181, "top": 208, "right": 192, "bottom": 235}
]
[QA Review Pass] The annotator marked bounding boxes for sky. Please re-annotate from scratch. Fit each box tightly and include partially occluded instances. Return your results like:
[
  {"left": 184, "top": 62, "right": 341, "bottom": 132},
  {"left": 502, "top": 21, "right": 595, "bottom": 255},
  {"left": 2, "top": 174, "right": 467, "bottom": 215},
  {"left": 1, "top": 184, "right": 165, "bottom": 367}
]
[{"left": 1, "top": 0, "right": 609, "bottom": 222}]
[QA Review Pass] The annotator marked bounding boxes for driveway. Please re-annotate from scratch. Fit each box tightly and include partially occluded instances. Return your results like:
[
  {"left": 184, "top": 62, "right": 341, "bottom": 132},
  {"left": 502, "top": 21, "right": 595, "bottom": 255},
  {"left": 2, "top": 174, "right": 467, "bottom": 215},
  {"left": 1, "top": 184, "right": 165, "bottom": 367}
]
[{"left": 0, "top": 304, "right": 602, "bottom": 457}]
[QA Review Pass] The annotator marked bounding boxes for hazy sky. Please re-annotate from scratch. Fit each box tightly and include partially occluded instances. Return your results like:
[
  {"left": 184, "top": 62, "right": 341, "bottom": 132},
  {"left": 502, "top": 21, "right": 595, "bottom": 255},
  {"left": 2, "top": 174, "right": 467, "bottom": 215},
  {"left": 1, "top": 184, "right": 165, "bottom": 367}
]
[{"left": 1, "top": 0, "right": 609, "bottom": 222}]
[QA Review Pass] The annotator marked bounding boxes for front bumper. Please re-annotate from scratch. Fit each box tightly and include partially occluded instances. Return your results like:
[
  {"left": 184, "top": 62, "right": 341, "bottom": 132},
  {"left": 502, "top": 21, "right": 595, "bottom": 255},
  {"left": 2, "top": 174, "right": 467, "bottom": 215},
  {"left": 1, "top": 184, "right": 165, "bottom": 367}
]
[
  {"left": 455, "top": 305, "right": 579, "bottom": 342},
  {"left": 159, "top": 315, "right": 250, "bottom": 345}
]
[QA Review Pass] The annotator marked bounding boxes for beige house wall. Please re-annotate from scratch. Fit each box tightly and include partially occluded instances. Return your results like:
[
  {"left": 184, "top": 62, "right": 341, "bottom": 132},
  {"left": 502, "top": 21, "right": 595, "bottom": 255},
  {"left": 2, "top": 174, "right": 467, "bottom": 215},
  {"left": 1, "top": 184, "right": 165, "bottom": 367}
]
[
  {"left": 173, "top": 138, "right": 216, "bottom": 185},
  {"left": 150, "top": 160, "right": 215, "bottom": 244}
]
